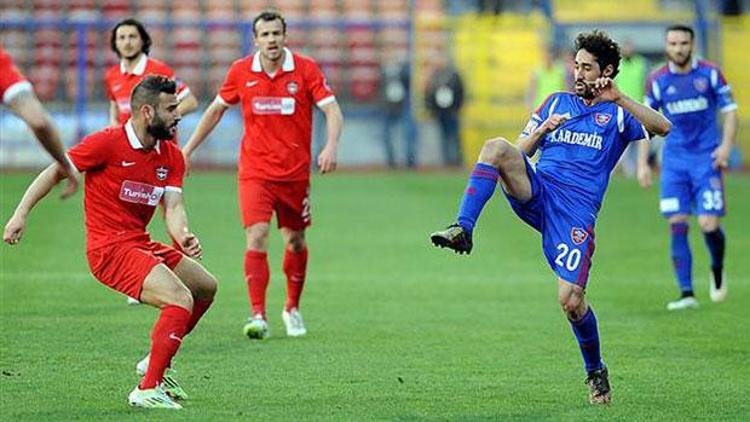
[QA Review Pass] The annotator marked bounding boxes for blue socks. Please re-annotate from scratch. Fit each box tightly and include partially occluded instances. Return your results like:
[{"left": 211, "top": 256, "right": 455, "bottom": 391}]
[
  {"left": 569, "top": 307, "right": 603, "bottom": 373},
  {"left": 703, "top": 227, "right": 725, "bottom": 288},
  {"left": 670, "top": 222, "right": 693, "bottom": 295},
  {"left": 456, "top": 163, "right": 499, "bottom": 233}
]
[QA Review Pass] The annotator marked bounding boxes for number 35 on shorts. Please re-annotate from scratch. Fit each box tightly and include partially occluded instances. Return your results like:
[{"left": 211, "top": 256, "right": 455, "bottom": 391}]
[
  {"left": 554, "top": 243, "right": 582, "bottom": 271},
  {"left": 701, "top": 189, "right": 723, "bottom": 211}
]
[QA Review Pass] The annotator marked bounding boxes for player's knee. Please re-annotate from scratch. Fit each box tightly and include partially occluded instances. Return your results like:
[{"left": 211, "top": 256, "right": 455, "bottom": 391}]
[
  {"left": 698, "top": 216, "right": 719, "bottom": 232},
  {"left": 480, "top": 137, "right": 514, "bottom": 166},
  {"left": 166, "top": 283, "right": 194, "bottom": 312},
  {"left": 246, "top": 225, "right": 270, "bottom": 251},
  {"left": 286, "top": 234, "right": 306, "bottom": 252},
  {"left": 201, "top": 273, "right": 218, "bottom": 300}
]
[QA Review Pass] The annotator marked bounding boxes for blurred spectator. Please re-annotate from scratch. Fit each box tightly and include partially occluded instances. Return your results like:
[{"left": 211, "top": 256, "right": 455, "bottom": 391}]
[
  {"left": 477, "top": 0, "right": 505, "bottom": 14},
  {"left": 526, "top": 46, "right": 567, "bottom": 112},
  {"left": 425, "top": 57, "right": 465, "bottom": 167},
  {"left": 616, "top": 40, "right": 648, "bottom": 177},
  {"left": 380, "top": 58, "right": 417, "bottom": 168}
]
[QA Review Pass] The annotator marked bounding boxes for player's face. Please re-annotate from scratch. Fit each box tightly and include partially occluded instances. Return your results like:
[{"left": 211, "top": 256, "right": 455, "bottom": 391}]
[
  {"left": 115, "top": 25, "right": 144, "bottom": 60},
  {"left": 146, "top": 94, "right": 181, "bottom": 140},
  {"left": 253, "top": 19, "right": 286, "bottom": 62},
  {"left": 573, "top": 49, "right": 603, "bottom": 99},
  {"left": 665, "top": 30, "right": 693, "bottom": 67}
]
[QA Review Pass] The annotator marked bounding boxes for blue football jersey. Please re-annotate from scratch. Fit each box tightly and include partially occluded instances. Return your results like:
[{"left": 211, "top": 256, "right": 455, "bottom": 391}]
[
  {"left": 521, "top": 92, "right": 648, "bottom": 213},
  {"left": 645, "top": 59, "right": 737, "bottom": 158}
]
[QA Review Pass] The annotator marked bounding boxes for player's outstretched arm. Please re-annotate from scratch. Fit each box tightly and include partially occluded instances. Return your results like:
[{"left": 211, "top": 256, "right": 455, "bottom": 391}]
[
  {"left": 163, "top": 191, "right": 202, "bottom": 260},
  {"left": 177, "top": 92, "right": 199, "bottom": 117},
  {"left": 182, "top": 98, "right": 229, "bottom": 172},
  {"left": 636, "top": 139, "right": 652, "bottom": 188},
  {"left": 3, "top": 163, "right": 67, "bottom": 245},
  {"left": 7, "top": 91, "right": 80, "bottom": 199},
  {"left": 713, "top": 109, "right": 738, "bottom": 169},
  {"left": 317, "top": 101, "right": 343, "bottom": 174}
]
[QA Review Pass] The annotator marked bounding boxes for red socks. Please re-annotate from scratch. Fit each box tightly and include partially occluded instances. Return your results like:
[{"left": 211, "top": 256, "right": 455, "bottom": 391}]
[
  {"left": 244, "top": 250, "right": 269, "bottom": 318},
  {"left": 140, "top": 305, "right": 191, "bottom": 389},
  {"left": 284, "top": 248, "right": 308, "bottom": 311},
  {"left": 184, "top": 298, "right": 213, "bottom": 336}
]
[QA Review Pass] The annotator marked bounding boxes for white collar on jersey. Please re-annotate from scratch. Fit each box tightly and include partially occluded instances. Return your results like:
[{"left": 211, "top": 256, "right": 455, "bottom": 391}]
[
  {"left": 120, "top": 53, "right": 148, "bottom": 75},
  {"left": 125, "top": 119, "right": 161, "bottom": 154},
  {"left": 251, "top": 47, "right": 295, "bottom": 73},
  {"left": 668, "top": 57, "right": 698, "bottom": 74}
]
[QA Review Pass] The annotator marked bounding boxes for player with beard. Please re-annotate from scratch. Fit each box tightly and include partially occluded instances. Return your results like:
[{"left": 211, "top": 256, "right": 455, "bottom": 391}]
[
  {"left": 105, "top": 18, "right": 198, "bottom": 127},
  {"left": 429, "top": 30, "right": 671, "bottom": 404},
  {"left": 638, "top": 25, "right": 738, "bottom": 310},
  {"left": 183, "top": 10, "right": 343, "bottom": 340},
  {"left": 3, "top": 76, "right": 217, "bottom": 410}
]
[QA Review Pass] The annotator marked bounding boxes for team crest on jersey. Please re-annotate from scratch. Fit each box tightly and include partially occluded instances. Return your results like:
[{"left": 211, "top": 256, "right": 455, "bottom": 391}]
[
  {"left": 571, "top": 227, "right": 588, "bottom": 245},
  {"left": 286, "top": 81, "right": 299, "bottom": 95},
  {"left": 693, "top": 77, "right": 709, "bottom": 93},
  {"left": 594, "top": 113, "right": 612, "bottom": 127},
  {"left": 155, "top": 166, "right": 169, "bottom": 181}
]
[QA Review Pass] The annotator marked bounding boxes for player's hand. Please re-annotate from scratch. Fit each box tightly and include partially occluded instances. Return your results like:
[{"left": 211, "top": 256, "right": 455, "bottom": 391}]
[
  {"left": 537, "top": 114, "right": 568, "bottom": 134},
  {"left": 60, "top": 165, "right": 80, "bottom": 200},
  {"left": 711, "top": 144, "right": 731, "bottom": 169},
  {"left": 180, "top": 233, "right": 203, "bottom": 260},
  {"left": 317, "top": 144, "right": 338, "bottom": 174},
  {"left": 637, "top": 163, "right": 652, "bottom": 189},
  {"left": 591, "top": 77, "right": 622, "bottom": 103},
  {"left": 3, "top": 214, "right": 26, "bottom": 245}
]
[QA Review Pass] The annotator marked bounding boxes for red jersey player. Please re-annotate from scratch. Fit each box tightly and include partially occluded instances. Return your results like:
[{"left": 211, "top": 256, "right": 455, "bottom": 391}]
[
  {"left": 3, "top": 76, "right": 217, "bottom": 410},
  {"left": 183, "top": 11, "right": 343, "bottom": 339},
  {"left": 104, "top": 18, "right": 198, "bottom": 127},
  {"left": 1, "top": 46, "right": 79, "bottom": 198}
]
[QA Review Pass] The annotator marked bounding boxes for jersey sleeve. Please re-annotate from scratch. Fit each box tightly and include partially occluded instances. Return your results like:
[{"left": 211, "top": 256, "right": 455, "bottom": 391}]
[
  {"left": 164, "top": 147, "right": 185, "bottom": 192},
  {"left": 1, "top": 56, "right": 33, "bottom": 105},
  {"left": 67, "top": 130, "right": 112, "bottom": 172},
  {"left": 710, "top": 67, "right": 737, "bottom": 113},
  {"left": 216, "top": 63, "right": 240, "bottom": 106},
  {"left": 162, "top": 65, "right": 191, "bottom": 102},
  {"left": 644, "top": 74, "right": 662, "bottom": 111},
  {"left": 306, "top": 60, "right": 335, "bottom": 108},
  {"left": 617, "top": 106, "right": 649, "bottom": 143},
  {"left": 520, "top": 93, "right": 559, "bottom": 137}
]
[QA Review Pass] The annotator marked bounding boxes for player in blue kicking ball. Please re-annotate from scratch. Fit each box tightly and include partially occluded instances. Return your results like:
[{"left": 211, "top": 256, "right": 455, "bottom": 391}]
[
  {"left": 637, "top": 24, "right": 738, "bottom": 311},
  {"left": 430, "top": 30, "right": 671, "bottom": 405}
]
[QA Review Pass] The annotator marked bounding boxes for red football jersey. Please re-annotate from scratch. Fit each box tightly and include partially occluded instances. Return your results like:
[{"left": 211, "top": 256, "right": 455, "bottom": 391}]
[
  {"left": 217, "top": 48, "right": 335, "bottom": 181},
  {"left": 67, "top": 120, "right": 185, "bottom": 251},
  {"left": 0, "top": 46, "right": 33, "bottom": 105},
  {"left": 103, "top": 55, "right": 190, "bottom": 125}
]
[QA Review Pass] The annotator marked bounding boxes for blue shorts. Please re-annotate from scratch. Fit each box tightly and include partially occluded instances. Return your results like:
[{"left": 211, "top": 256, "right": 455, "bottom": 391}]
[
  {"left": 660, "top": 156, "right": 725, "bottom": 217},
  {"left": 502, "top": 155, "right": 597, "bottom": 287}
]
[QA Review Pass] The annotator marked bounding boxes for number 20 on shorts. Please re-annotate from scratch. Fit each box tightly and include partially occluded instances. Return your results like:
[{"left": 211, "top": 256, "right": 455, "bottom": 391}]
[{"left": 555, "top": 243, "right": 581, "bottom": 271}]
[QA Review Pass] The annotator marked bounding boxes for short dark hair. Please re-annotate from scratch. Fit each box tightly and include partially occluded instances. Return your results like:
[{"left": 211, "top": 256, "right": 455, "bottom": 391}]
[
  {"left": 130, "top": 75, "right": 176, "bottom": 112},
  {"left": 252, "top": 10, "right": 287, "bottom": 36},
  {"left": 666, "top": 24, "right": 695, "bottom": 40},
  {"left": 110, "top": 18, "right": 152, "bottom": 58},
  {"left": 574, "top": 29, "right": 621, "bottom": 78}
]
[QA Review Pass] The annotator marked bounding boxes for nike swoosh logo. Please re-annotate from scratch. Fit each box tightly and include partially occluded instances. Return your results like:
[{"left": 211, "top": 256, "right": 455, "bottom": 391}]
[
  {"left": 169, "top": 333, "right": 183, "bottom": 342},
  {"left": 246, "top": 81, "right": 259, "bottom": 88},
  {"left": 121, "top": 161, "right": 136, "bottom": 167}
]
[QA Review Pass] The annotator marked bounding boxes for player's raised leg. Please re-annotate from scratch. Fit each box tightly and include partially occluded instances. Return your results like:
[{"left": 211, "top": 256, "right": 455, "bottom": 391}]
[
  {"left": 431, "top": 137, "right": 531, "bottom": 254},
  {"left": 558, "top": 279, "right": 610, "bottom": 405},
  {"left": 666, "top": 215, "right": 698, "bottom": 311},
  {"left": 280, "top": 227, "right": 308, "bottom": 337},
  {"left": 699, "top": 215, "right": 727, "bottom": 302},
  {"left": 243, "top": 222, "right": 271, "bottom": 339},
  {"left": 129, "top": 264, "right": 194, "bottom": 410}
]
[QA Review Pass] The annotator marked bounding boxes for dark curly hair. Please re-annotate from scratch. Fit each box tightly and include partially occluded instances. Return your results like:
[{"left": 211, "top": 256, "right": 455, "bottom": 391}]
[
  {"left": 110, "top": 18, "right": 151, "bottom": 58},
  {"left": 574, "top": 30, "right": 621, "bottom": 78},
  {"left": 131, "top": 75, "right": 177, "bottom": 111},
  {"left": 253, "top": 10, "right": 287, "bottom": 36}
]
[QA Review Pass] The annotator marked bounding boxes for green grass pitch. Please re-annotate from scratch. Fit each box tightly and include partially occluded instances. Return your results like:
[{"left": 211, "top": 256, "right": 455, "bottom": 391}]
[{"left": 1, "top": 171, "right": 748, "bottom": 420}]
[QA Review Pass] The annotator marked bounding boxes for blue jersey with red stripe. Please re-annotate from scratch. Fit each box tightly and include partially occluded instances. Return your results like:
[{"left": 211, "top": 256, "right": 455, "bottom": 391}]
[
  {"left": 521, "top": 92, "right": 649, "bottom": 214},
  {"left": 645, "top": 59, "right": 737, "bottom": 160}
]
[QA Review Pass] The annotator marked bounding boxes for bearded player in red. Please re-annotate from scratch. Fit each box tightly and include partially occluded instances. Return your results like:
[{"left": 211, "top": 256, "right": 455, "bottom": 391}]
[
  {"left": 1, "top": 45, "right": 79, "bottom": 198},
  {"left": 183, "top": 10, "right": 343, "bottom": 339},
  {"left": 4, "top": 76, "right": 217, "bottom": 410}
]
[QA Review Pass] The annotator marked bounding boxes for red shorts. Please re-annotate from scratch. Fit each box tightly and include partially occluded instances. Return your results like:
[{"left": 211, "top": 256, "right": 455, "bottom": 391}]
[
  {"left": 238, "top": 178, "right": 311, "bottom": 230},
  {"left": 86, "top": 240, "right": 184, "bottom": 300}
]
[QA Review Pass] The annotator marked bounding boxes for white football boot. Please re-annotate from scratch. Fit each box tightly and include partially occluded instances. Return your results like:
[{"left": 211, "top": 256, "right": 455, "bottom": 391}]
[
  {"left": 282, "top": 308, "right": 307, "bottom": 337},
  {"left": 243, "top": 314, "right": 269, "bottom": 339},
  {"left": 666, "top": 296, "right": 699, "bottom": 311},
  {"left": 709, "top": 272, "right": 727, "bottom": 303},
  {"left": 128, "top": 384, "right": 182, "bottom": 409},
  {"left": 127, "top": 297, "right": 141, "bottom": 305},
  {"left": 135, "top": 354, "right": 188, "bottom": 400}
]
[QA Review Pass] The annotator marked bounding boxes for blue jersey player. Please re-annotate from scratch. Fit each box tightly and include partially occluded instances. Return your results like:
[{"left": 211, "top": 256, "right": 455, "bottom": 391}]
[
  {"left": 430, "top": 30, "right": 671, "bottom": 405},
  {"left": 638, "top": 25, "right": 738, "bottom": 310}
]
